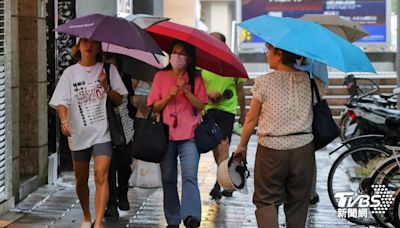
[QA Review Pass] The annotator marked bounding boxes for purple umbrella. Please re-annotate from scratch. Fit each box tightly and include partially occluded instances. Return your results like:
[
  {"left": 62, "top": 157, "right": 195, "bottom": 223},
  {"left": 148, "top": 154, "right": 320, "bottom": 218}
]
[{"left": 54, "top": 13, "right": 163, "bottom": 55}]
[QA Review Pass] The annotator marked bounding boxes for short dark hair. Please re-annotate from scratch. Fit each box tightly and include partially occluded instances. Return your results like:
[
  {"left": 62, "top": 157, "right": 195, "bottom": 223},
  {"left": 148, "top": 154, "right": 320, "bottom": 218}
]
[
  {"left": 267, "top": 43, "right": 303, "bottom": 67},
  {"left": 210, "top": 32, "right": 226, "bottom": 43}
]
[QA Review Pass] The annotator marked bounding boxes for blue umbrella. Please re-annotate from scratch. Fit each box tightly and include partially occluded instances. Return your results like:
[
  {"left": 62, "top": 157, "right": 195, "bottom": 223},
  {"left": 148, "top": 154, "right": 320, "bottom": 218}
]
[
  {"left": 239, "top": 15, "right": 376, "bottom": 74},
  {"left": 295, "top": 60, "right": 329, "bottom": 85}
]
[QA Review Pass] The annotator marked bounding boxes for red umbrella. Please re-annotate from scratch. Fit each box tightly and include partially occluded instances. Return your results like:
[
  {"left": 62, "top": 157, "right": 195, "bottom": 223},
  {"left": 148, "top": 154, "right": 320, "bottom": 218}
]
[{"left": 146, "top": 21, "right": 248, "bottom": 78}]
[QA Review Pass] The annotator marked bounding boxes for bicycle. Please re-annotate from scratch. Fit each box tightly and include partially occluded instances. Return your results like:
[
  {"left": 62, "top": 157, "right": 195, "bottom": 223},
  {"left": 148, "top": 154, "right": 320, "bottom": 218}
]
[
  {"left": 327, "top": 116, "right": 400, "bottom": 226},
  {"left": 366, "top": 134, "right": 400, "bottom": 227},
  {"left": 339, "top": 75, "right": 399, "bottom": 144},
  {"left": 327, "top": 135, "right": 390, "bottom": 226}
]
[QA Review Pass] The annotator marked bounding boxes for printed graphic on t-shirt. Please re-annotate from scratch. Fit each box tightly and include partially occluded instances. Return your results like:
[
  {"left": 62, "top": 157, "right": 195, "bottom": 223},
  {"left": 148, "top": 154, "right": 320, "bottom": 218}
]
[{"left": 73, "top": 79, "right": 106, "bottom": 126}]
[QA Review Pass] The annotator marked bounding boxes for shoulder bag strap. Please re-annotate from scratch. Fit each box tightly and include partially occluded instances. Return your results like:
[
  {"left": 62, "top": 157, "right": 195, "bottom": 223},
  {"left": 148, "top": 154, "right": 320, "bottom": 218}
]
[
  {"left": 103, "top": 63, "right": 111, "bottom": 89},
  {"left": 310, "top": 77, "right": 321, "bottom": 103}
]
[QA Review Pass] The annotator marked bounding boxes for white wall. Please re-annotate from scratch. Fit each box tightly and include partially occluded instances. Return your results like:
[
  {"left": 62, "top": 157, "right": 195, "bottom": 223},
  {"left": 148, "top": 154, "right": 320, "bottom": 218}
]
[
  {"left": 164, "top": 0, "right": 196, "bottom": 26},
  {"left": 76, "top": 0, "right": 117, "bottom": 17},
  {"left": 201, "top": 1, "right": 234, "bottom": 47}
]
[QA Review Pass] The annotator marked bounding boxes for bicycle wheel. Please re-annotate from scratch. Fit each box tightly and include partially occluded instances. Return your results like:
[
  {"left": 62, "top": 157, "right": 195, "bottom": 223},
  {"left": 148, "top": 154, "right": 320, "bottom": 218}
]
[
  {"left": 368, "top": 156, "right": 400, "bottom": 228},
  {"left": 328, "top": 145, "right": 391, "bottom": 225}
]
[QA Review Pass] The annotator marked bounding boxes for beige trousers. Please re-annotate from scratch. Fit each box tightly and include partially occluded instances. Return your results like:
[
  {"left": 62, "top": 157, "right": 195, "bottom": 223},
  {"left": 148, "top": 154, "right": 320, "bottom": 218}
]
[{"left": 253, "top": 142, "right": 315, "bottom": 228}]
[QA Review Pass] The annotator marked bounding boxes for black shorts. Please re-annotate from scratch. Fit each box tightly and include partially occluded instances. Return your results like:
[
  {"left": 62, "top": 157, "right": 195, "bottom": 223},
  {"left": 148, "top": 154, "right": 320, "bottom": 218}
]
[
  {"left": 71, "top": 142, "right": 113, "bottom": 161},
  {"left": 205, "top": 109, "right": 235, "bottom": 142}
]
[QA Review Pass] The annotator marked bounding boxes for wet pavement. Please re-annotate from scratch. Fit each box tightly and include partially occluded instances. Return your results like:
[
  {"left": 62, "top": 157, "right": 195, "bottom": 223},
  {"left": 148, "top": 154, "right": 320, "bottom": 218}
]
[{"left": 0, "top": 135, "right": 368, "bottom": 227}]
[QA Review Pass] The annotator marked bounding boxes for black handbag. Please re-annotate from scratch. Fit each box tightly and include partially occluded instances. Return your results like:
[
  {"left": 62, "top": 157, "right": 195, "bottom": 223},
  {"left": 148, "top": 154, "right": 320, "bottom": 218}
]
[
  {"left": 195, "top": 115, "right": 222, "bottom": 154},
  {"left": 131, "top": 109, "right": 169, "bottom": 163},
  {"left": 189, "top": 74, "right": 222, "bottom": 154},
  {"left": 104, "top": 63, "right": 126, "bottom": 148},
  {"left": 310, "top": 78, "right": 339, "bottom": 150}
]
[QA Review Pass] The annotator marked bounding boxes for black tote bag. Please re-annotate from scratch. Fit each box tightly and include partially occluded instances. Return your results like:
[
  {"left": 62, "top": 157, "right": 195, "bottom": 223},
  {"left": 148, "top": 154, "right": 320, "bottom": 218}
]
[
  {"left": 310, "top": 78, "right": 339, "bottom": 150},
  {"left": 132, "top": 110, "right": 169, "bottom": 163}
]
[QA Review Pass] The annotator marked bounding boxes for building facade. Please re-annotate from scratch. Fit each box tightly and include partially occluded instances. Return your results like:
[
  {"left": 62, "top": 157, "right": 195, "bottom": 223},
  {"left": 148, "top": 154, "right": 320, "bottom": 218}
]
[{"left": 1, "top": 0, "right": 49, "bottom": 215}]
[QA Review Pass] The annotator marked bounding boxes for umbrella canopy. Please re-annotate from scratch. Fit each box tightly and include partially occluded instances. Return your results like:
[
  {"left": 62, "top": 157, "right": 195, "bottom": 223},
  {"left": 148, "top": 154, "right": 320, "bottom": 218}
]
[
  {"left": 239, "top": 15, "right": 375, "bottom": 74},
  {"left": 102, "top": 43, "right": 167, "bottom": 82},
  {"left": 121, "top": 57, "right": 162, "bottom": 82},
  {"left": 146, "top": 21, "right": 248, "bottom": 78},
  {"left": 102, "top": 43, "right": 166, "bottom": 69},
  {"left": 297, "top": 14, "right": 369, "bottom": 85},
  {"left": 54, "top": 13, "right": 163, "bottom": 55},
  {"left": 124, "top": 14, "right": 169, "bottom": 29},
  {"left": 299, "top": 14, "right": 369, "bottom": 42}
]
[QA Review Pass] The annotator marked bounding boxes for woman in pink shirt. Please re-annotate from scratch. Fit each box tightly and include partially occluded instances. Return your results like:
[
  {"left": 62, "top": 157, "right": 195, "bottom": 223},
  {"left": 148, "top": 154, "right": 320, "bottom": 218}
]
[{"left": 147, "top": 41, "right": 208, "bottom": 228}]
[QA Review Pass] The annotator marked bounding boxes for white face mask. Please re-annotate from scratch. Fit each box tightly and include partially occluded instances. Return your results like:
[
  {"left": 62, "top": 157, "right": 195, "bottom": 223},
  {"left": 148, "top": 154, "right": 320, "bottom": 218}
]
[{"left": 170, "top": 54, "right": 187, "bottom": 70}]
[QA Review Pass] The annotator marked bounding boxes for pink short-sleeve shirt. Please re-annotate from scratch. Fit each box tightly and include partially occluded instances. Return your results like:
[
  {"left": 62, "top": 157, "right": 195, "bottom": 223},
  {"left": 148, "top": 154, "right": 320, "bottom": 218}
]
[{"left": 147, "top": 70, "right": 208, "bottom": 141}]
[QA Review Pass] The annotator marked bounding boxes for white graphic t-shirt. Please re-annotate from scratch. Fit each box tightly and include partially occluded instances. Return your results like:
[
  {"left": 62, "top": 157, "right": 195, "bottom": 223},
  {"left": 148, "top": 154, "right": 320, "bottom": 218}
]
[{"left": 49, "top": 62, "right": 128, "bottom": 151}]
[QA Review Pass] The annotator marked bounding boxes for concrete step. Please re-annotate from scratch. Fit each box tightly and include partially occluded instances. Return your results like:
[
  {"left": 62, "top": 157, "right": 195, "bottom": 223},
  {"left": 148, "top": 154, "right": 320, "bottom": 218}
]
[{"left": 325, "top": 85, "right": 396, "bottom": 95}]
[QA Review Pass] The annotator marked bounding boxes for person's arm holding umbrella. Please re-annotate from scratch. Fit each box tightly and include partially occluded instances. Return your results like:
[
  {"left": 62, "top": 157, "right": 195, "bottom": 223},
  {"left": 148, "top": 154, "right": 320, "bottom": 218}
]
[
  {"left": 178, "top": 75, "right": 205, "bottom": 111},
  {"left": 151, "top": 85, "right": 178, "bottom": 112},
  {"left": 98, "top": 65, "right": 123, "bottom": 106}
]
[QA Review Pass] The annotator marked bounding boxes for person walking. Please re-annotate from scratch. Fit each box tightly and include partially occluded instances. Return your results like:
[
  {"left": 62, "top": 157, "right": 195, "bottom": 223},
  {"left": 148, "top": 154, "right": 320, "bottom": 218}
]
[
  {"left": 147, "top": 40, "right": 208, "bottom": 228},
  {"left": 202, "top": 32, "right": 247, "bottom": 199},
  {"left": 233, "top": 43, "right": 324, "bottom": 228},
  {"left": 49, "top": 38, "right": 128, "bottom": 228},
  {"left": 103, "top": 54, "right": 135, "bottom": 220}
]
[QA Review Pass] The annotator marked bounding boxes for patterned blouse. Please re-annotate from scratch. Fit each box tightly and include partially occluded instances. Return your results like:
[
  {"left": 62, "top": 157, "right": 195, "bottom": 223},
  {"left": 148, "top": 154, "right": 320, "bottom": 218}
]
[{"left": 252, "top": 70, "right": 324, "bottom": 150}]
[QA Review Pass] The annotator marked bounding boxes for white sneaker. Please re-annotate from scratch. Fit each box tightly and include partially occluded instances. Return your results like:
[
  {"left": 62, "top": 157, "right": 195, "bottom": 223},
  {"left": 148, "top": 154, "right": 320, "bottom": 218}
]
[{"left": 80, "top": 218, "right": 94, "bottom": 228}]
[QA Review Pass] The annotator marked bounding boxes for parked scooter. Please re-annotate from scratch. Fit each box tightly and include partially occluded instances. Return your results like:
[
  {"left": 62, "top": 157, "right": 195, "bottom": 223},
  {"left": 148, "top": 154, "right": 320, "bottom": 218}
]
[
  {"left": 337, "top": 85, "right": 400, "bottom": 164},
  {"left": 339, "top": 75, "right": 399, "bottom": 143}
]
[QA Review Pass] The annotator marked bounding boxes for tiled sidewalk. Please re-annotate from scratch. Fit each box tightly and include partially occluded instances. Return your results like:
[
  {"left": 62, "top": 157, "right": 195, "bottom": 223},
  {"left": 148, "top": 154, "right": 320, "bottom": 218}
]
[{"left": 0, "top": 135, "right": 361, "bottom": 227}]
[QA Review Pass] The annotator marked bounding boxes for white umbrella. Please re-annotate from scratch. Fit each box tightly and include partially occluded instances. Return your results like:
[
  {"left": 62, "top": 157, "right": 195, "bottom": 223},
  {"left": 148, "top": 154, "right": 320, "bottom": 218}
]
[
  {"left": 299, "top": 14, "right": 369, "bottom": 42},
  {"left": 124, "top": 14, "right": 169, "bottom": 29}
]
